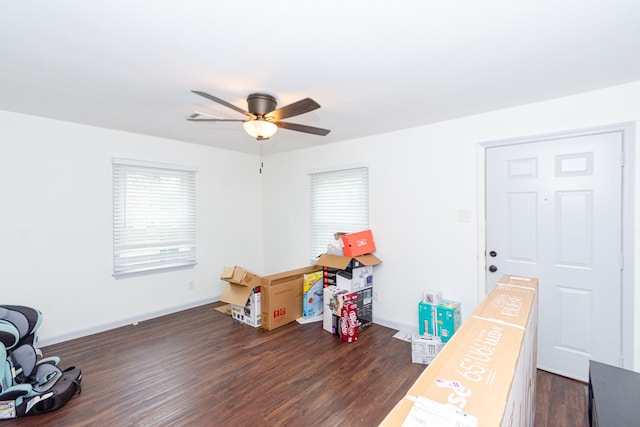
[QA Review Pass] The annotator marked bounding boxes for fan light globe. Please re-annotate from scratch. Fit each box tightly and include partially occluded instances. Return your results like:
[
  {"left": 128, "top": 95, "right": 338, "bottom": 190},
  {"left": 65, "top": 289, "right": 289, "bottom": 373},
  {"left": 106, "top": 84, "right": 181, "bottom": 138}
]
[{"left": 243, "top": 120, "right": 278, "bottom": 140}]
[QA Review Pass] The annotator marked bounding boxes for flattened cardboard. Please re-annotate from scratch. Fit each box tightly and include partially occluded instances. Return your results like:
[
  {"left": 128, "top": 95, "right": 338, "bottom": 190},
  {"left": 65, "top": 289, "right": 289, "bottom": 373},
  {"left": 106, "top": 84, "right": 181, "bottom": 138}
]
[
  {"left": 315, "top": 253, "right": 382, "bottom": 270},
  {"left": 220, "top": 283, "right": 255, "bottom": 307}
]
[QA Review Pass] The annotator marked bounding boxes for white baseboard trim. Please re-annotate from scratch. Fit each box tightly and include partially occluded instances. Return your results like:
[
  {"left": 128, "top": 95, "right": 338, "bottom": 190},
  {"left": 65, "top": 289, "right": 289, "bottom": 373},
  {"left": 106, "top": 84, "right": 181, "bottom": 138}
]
[{"left": 38, "top": 297, "right": 219, "bottom": 348}]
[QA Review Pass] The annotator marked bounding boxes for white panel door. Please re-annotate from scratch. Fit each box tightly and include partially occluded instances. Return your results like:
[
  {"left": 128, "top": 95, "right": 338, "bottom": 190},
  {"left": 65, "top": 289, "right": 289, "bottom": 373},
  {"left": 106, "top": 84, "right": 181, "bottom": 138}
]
[{"left": 486, "top": 131, "right": 623, "bottom": 381}]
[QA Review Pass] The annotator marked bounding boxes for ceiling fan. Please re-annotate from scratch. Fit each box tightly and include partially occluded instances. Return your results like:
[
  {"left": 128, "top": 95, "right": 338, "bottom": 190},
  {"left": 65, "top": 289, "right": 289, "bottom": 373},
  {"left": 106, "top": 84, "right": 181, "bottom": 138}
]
[{"left": 187, "top": 90, "right": 331, "bottom": 140}]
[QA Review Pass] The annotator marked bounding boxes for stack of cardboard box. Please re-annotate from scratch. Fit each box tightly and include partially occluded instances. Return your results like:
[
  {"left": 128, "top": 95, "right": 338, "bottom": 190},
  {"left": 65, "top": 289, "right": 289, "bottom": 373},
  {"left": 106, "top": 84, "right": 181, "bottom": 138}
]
[
  {"left": 316, "top": 230, "right": 381, "bottom": 342},
  {"left": 418, "top": 299, "right": 462, "bottom": 344}
]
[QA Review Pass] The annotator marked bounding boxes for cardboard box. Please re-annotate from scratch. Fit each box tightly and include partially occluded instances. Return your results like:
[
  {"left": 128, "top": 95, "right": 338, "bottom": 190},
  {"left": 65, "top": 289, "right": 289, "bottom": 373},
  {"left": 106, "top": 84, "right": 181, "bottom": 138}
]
[
  {"left": 315, "top": 253, "right": 382, "bottom": 271},
  {"left": 220, "top": 266, "right": 262, "bottom": 308},
  {"left": 418, "top": 301, "right": 438, "bottom": 336},
  {"left": 336, "top": 266, "right": 373, "bottom": 292},
  {"left": 419, "top": 300, "right": 461, "bottom": 342},
  {"left": 340, "top": 293, "right": 358, "bottom": 342},
  {"left": 260, "top": 265, "right": 320, "bottom": 331},
  {"left": 323, "top": 286, "right": 372, "bottom": 334},
  {"left": 436, "top": 300, "right": 461, "bottom": 343},
  {"left": 323, "top": 286, "right": 349, "bottom": 334},
  {"left": 411, "top": 334, "right": 443, "bottom": 364},
  {"left": 423, "top": 289, "right": 443, "bottom": 305},
  {"left": 472, "top": 275, "right": 537, "bottom": 328},
  {"left": 220, "top": 266, "right": 262, "bottom": 287},
  {"left": 231, "top": 286, "right": 261, "bottom": 328},
  {"left": 302, "top": 271, "right": 324, "bottom": 318},
  {"left": 322, "top": 266, "right": 338, "bottom": 287},
  {"left": 341, "top": 229, "right": 376, "bottom": 257},
  {"left": 353, "top": 287, "right": 373, "bottom": 331},
  {"left": 381, "top": 276, "right": 538, "bottom": 427}
]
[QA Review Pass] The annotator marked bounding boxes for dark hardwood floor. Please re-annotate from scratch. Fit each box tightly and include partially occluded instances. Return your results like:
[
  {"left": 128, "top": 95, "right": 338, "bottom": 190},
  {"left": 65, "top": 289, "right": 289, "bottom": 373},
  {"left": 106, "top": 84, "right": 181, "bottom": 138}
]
[{"left": 4, "top": 303, "right": 588, "bottom": 426}]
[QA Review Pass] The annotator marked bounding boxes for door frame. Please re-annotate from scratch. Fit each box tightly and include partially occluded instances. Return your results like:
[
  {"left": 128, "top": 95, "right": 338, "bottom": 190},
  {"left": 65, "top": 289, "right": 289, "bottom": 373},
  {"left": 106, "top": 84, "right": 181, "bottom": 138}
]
[{"left": 476, "top": 122, "right": 635, "bottom": 371}]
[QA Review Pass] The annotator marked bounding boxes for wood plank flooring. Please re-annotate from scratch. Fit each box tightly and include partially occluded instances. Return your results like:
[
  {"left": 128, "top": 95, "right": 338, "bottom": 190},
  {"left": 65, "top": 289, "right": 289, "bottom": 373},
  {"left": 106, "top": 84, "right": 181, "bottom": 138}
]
[{"left": 4, "top": 302, "right": 587, "bottom": 426}]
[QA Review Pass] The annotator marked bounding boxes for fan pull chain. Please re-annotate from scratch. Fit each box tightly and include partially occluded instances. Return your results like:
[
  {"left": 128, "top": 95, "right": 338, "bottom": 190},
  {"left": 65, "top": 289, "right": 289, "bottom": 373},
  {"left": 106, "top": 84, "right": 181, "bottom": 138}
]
[{"left": 259, "top": 140, "right": 264, "bottom": 174}]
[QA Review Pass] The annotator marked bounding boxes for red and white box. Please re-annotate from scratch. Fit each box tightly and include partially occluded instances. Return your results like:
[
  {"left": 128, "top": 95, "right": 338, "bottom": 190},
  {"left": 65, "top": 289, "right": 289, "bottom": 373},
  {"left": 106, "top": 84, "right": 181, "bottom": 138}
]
[
  {"left": 340, "top": 293, "right": 359, "bottom": 343},
  {"left": 341, "top": 229, "right": 376, "bottom": 257}
]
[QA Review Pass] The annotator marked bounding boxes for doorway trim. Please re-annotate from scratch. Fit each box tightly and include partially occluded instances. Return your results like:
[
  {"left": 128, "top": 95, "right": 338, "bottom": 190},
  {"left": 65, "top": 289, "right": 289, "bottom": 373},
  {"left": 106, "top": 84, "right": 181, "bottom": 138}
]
[{"left": 476, "top": 122, "right": 635, "bottom": 370}]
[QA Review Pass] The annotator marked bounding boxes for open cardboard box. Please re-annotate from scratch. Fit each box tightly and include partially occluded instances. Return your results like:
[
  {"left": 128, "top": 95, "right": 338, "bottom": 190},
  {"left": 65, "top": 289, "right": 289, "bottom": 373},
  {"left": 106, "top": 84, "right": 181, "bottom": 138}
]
[
  {"left": 219, "top": 266, "right": 262, "bottom": 307},
  {"left": 315, "top": 253, "right": 382, "bottom": 270},
  {"left": 220, "top": 265, "right": 322, "bottom": 331}
]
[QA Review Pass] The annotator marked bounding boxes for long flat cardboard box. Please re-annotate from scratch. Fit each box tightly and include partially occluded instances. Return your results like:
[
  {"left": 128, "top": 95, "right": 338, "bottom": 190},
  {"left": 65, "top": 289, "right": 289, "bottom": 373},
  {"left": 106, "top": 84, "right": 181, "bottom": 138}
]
[{"left": 381, "top": 275, "right": 538, "bottom": 427}]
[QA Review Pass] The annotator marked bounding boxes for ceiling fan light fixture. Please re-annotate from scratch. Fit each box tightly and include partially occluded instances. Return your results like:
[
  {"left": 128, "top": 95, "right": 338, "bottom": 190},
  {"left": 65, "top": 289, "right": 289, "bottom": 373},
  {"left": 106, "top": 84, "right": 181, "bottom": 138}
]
[{"left": 243, "top": 119, "right": 278, "bottom": 140}]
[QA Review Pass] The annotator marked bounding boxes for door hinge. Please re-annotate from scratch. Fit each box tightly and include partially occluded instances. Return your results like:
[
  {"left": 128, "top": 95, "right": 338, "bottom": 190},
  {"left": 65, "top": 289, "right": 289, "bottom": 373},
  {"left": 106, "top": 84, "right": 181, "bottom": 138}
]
[
  {"left": 621, "top": 152, "right": 625, "bottom": 167},
  {"left": 620, "top": 254, "right": 624, "bottom": 270}
]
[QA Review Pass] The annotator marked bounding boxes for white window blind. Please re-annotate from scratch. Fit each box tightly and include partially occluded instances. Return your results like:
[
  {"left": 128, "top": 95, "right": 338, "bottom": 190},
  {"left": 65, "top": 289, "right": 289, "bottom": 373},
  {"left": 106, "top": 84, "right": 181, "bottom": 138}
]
[
  {"left": 113, "top": 159, "right": 196, "bottom": 276},
  {"left": 310, "top": 167, "right": 369, "bottom": 260}
]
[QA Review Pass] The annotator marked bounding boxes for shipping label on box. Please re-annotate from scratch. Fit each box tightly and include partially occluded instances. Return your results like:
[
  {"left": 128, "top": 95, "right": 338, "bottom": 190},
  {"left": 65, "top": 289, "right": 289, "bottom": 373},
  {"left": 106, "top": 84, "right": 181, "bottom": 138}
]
[{"left": 303, "top": 271, "right": 324, "bottom": 318}]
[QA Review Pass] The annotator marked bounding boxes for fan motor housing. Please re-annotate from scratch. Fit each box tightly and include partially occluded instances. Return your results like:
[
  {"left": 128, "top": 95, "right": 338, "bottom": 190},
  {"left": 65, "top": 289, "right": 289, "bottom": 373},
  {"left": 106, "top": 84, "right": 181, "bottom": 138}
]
[{"left": 247, "top": 93, "right": 277, "bottom": 116}]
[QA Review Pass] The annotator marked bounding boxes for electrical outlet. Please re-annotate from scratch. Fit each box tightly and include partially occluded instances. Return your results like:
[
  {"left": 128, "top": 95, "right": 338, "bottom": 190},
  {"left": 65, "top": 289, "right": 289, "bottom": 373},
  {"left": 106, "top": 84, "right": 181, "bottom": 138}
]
[
  {"left": 373, "top": 291, "right": 379, "bottom": 302},
  {"left": 457, "top": 209, "right": 471, "bottom": 223},
  {"left": 188, "top": 281, "right": 195, "bottom": 290}
]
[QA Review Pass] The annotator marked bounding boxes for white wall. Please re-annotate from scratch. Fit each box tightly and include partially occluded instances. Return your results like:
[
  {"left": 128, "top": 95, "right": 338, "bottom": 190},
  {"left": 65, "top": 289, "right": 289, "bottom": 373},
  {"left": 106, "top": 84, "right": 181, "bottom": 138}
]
[
  {"left": 3, "top": 81, "right": 640, "bottom": 370},
  {"left": 262, "top": 80, "right": 640, "bottom": 369},
  {"left": 0, "top": 111, "right": 263, "bottom": 345}
]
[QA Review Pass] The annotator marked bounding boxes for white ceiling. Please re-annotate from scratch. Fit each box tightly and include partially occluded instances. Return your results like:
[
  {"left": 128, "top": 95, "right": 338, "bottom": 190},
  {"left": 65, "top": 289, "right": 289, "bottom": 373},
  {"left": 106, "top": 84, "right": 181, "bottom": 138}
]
[{"left": 2, "top": 1, "right": 640, "bottom": 154}]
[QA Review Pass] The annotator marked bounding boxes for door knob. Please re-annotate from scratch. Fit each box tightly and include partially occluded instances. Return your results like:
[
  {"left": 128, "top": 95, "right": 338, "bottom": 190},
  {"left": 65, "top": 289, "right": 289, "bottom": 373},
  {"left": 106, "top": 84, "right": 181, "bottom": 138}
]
[
  {"left": 489, "top": 265, "right": 498, "bottom": 273},
  {"left": 489, "top": 251, "right": 497, "bottom": 257}
]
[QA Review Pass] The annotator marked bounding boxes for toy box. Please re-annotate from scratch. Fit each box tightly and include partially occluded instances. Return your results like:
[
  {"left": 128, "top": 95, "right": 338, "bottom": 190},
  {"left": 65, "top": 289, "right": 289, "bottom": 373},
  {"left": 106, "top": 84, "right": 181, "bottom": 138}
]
[
  {"left": 340, "top": 293, "right": 358, "bottom": 343},
  {"left": 302, "top": 271, "right": 324, "bottom": 318},
  {"left": 323, "top": 286, "right": 349, "bottom": 334}
]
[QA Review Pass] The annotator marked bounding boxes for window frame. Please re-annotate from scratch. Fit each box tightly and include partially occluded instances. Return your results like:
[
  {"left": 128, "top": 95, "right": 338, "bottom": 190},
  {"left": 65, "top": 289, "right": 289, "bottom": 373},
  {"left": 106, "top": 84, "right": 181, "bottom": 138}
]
[
  {"left": 112, "top": 158, "right": 197, "bottom": 277},
  {"left": 309, "top": 166, "right": 370, "bottom": 261}
]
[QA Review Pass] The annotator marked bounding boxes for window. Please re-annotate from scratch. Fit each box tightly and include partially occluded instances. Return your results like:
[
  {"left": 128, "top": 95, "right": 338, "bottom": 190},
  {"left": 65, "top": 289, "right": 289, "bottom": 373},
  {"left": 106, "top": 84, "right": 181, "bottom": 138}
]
[
  {"left": 113, "top": 158, "right": 196, "bottom": 276},
  {"left": 309, "top": 166, "right": 369, "bottom": 260}
]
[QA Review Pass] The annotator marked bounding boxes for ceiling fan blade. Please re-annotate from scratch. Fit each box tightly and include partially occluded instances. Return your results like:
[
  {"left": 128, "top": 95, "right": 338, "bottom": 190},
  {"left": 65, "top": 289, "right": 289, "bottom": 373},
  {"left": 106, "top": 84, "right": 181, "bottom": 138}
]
[
  {"left": 187, "top": 114, "right": 245, "bottom": 122},
  {"left": 191, "top": 90, "right": 256, "bottom": 119},
  {"left": 276, "top": 121, "right": 331, "bottom": 136},
  {"left": 267, "top": 98, "right": 321, "bottom": 121}
]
